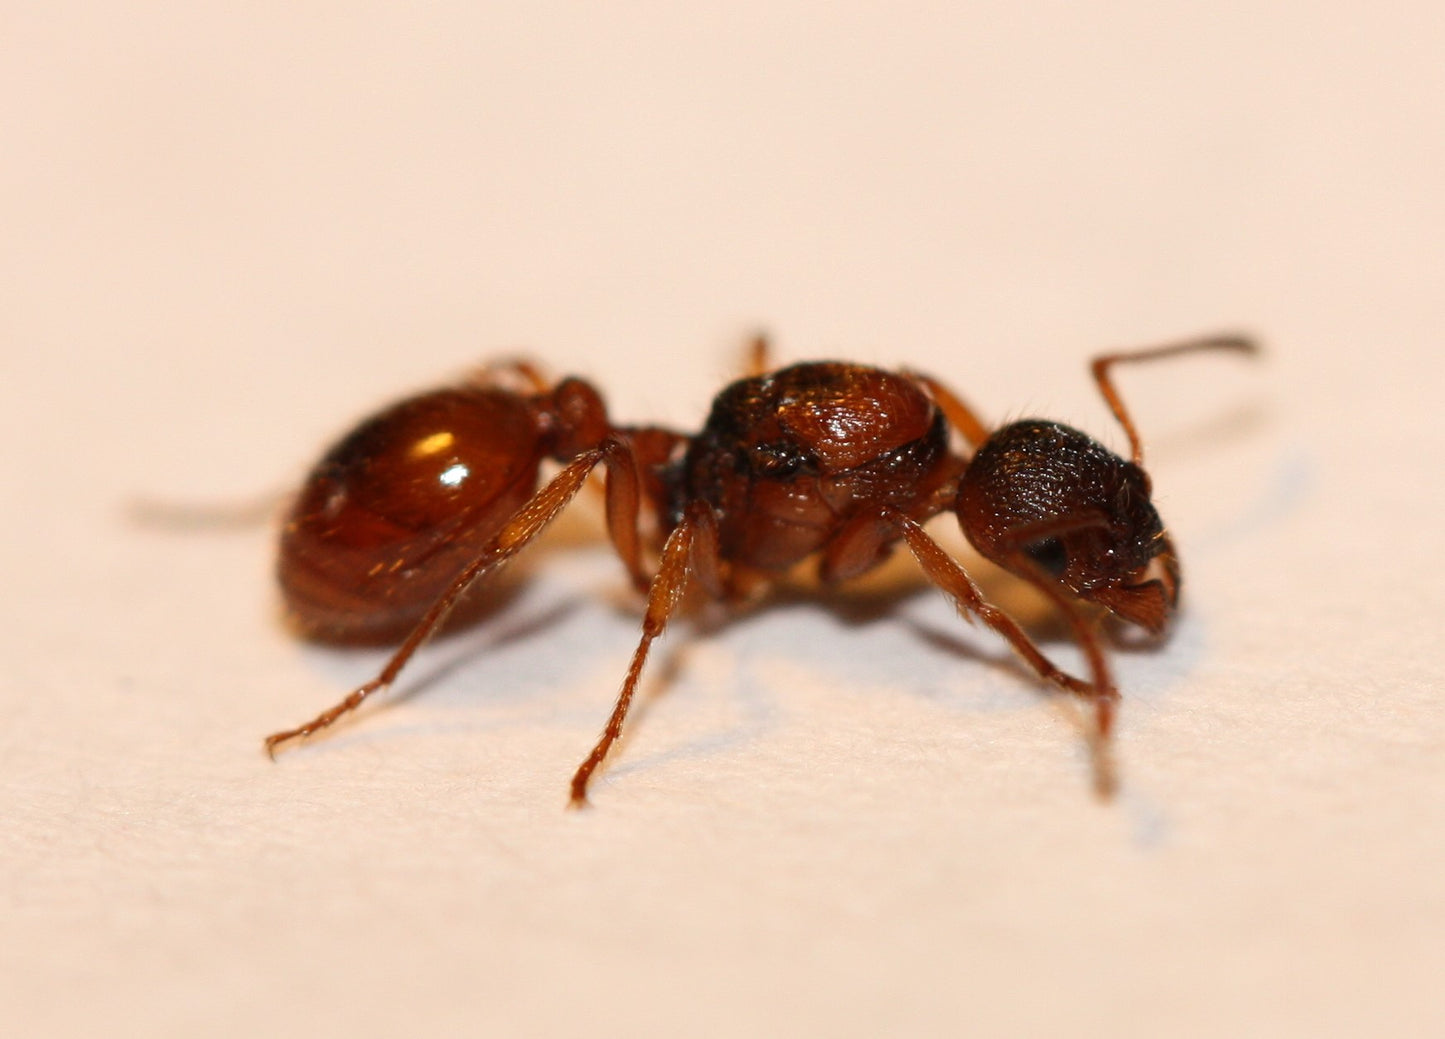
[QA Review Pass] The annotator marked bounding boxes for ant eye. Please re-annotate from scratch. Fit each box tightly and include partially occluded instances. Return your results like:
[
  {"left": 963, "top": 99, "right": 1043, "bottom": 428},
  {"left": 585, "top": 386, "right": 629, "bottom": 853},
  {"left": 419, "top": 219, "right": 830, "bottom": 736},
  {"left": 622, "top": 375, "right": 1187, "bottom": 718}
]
[{"left": 1023, "top": 537, "right": 1069, "bottom": 578}]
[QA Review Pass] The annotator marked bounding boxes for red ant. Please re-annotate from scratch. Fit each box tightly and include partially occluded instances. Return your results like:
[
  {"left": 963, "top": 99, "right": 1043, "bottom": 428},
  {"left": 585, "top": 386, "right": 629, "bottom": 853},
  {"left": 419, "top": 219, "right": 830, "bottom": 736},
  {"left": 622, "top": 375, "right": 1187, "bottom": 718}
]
[{"left": 266, "top": 334, "right": 1258, "bottom": 804}]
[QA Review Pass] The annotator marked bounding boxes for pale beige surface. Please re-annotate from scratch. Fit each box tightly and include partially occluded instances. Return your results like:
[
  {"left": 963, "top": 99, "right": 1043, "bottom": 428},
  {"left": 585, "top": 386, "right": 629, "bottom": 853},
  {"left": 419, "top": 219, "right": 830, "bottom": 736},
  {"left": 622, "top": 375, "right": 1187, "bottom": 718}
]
[{"left": 3, "top": 3, "right": 1442, "bottom": 1036}]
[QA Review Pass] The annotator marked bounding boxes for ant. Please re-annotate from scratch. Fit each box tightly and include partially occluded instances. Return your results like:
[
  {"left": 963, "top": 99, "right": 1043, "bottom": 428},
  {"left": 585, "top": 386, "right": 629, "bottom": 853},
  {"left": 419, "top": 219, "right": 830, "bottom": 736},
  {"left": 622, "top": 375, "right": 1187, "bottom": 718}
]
[{"left": 265, "top": 333, "right": 1258, "bottom": 805}]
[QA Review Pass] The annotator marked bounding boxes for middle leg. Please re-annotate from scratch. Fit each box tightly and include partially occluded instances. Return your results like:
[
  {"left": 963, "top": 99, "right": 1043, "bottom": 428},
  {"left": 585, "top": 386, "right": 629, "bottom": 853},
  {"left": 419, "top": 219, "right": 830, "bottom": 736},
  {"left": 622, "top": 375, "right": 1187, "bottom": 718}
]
[{"left": 569, "top": 503, "right": 723, "bottom": 806}]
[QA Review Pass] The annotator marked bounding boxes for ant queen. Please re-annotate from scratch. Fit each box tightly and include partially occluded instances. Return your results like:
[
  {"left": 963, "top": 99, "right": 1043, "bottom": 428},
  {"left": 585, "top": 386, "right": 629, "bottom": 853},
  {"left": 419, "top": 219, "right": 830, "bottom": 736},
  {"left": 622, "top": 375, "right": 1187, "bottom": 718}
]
[{"left": 266, "top": 333, "right": 1258, "bottom": 804}]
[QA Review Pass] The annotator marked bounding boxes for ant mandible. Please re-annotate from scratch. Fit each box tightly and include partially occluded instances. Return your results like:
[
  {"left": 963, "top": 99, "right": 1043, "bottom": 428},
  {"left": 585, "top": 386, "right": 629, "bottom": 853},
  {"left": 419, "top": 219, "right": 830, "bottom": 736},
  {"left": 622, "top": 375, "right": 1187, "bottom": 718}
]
[{"left": 265, "top": 333, "right": 1258, "bottom": 804}]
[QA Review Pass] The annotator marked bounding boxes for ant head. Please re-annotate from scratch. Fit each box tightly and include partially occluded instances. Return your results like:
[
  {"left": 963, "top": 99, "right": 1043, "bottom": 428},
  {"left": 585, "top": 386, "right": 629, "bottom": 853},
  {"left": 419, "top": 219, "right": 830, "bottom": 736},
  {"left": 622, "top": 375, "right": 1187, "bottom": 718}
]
[{"left": 957, "top": 420, "right": 1179, "bottom": 633}]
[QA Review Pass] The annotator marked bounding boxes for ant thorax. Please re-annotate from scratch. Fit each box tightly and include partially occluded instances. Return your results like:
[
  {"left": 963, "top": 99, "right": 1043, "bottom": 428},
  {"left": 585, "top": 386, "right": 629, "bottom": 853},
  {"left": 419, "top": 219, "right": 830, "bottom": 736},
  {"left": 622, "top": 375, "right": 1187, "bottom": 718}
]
[{"left": 670, "top": 362, "right": 956, "bottom": 573}]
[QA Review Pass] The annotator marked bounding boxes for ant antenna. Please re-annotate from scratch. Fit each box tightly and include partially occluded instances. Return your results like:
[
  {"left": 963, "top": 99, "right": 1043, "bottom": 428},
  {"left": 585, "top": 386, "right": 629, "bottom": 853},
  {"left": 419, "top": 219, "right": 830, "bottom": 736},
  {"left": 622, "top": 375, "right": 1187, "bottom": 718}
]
[{"left": 1090, "top": 334, "right": 1259, "bottom": 466}]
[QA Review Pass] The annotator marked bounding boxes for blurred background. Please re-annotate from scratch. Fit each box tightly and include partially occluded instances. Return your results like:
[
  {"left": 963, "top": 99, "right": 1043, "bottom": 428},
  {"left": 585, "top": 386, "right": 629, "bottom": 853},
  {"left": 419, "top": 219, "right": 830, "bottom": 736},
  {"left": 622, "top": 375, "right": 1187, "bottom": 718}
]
[{"left": 3, "top": 3, "right": 1441, "bottom": 1035}]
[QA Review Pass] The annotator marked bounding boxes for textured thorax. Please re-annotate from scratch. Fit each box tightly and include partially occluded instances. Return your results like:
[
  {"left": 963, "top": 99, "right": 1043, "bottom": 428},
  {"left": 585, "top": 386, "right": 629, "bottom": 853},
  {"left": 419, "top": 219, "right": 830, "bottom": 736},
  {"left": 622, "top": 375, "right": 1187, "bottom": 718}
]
[{"left": 674, "top": 362, "right": 952, "bottom": 572}]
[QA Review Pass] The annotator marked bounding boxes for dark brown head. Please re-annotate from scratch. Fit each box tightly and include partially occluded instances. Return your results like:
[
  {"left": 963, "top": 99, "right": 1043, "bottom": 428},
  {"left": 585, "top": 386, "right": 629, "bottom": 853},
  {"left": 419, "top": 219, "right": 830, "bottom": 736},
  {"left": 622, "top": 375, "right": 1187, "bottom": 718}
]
[{"left": 957, "top": 419, "right": 1178, "bottom": 633}]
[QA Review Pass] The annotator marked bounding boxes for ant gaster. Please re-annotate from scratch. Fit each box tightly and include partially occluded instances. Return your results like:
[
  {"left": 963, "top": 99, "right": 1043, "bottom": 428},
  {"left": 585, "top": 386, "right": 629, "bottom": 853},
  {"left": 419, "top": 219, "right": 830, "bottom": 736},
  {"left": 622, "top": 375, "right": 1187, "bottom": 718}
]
[{"left": 267, "top": 334, "right": 1258, "bottom": 804}]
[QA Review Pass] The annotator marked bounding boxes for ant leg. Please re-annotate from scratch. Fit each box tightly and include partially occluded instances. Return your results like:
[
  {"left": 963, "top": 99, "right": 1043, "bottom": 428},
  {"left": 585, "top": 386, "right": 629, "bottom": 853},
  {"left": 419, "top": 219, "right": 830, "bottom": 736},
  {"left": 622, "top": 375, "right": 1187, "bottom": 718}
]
[
  {"left": 569, "top": 503, "right": 720, "bottom": 806},
  {"left": 469, "top": 358, "right": 551, "bottom": 393},
  {"left": 598, "top": 437, "right": 650, "bottom": 593},
  {"left": 885, "top": 511, "right": 1099, "bottom": 697},
  {"left": 988, "top": 511, "right": 1150, "bottom": 796},
  {"left": 1091, "top": 334, "right": 1259, "bottom": 465},
  {"left": 908, "top": 372, "right": 991, "bottom": 450},
  {"left": 886, "top": 510, "right": 1119, "bottom": 798},
  {"left": 819, "top": 507, "right": 915, "bottom": 584},
  {"left": 685, "top": 501, "right": 728, "bottom": 600},
  {"left": 264, "top": 445, "right": 615, "bottom": 757},
  {"left": 743, "top": 332, "right": 771, "bottom": 377}
]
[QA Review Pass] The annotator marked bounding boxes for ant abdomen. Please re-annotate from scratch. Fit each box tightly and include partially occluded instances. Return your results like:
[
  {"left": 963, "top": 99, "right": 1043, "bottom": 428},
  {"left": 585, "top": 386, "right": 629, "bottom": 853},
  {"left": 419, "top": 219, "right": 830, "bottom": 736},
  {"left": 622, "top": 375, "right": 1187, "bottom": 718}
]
[
  {"left": 958, "top": 419, "right": 1173, "bottom": 632},
  {"left": 279, "top": 386, "right": 554, "bottom": 643}
]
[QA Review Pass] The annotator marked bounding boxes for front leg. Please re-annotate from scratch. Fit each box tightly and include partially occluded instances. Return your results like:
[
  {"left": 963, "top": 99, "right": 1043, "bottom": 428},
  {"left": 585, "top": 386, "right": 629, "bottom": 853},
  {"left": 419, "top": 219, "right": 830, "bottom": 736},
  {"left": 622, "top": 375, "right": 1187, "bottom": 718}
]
[{"left": 884, "top": 510, "right": 1119, "bottom": 798}]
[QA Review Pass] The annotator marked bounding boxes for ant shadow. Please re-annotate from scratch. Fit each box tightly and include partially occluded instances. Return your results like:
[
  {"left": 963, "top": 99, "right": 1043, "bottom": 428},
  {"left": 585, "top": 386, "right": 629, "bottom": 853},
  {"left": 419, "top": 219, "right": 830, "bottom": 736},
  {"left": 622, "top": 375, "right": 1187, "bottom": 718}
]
[
  {"left": 283, "top": 531, "right": 1194, "bottom": 808},
  {"left": 383, "top": 598, "right": 586, "bottom": 710},
  {"left": 583, "top": 544, "right": 1186, "bottom": 787}
]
